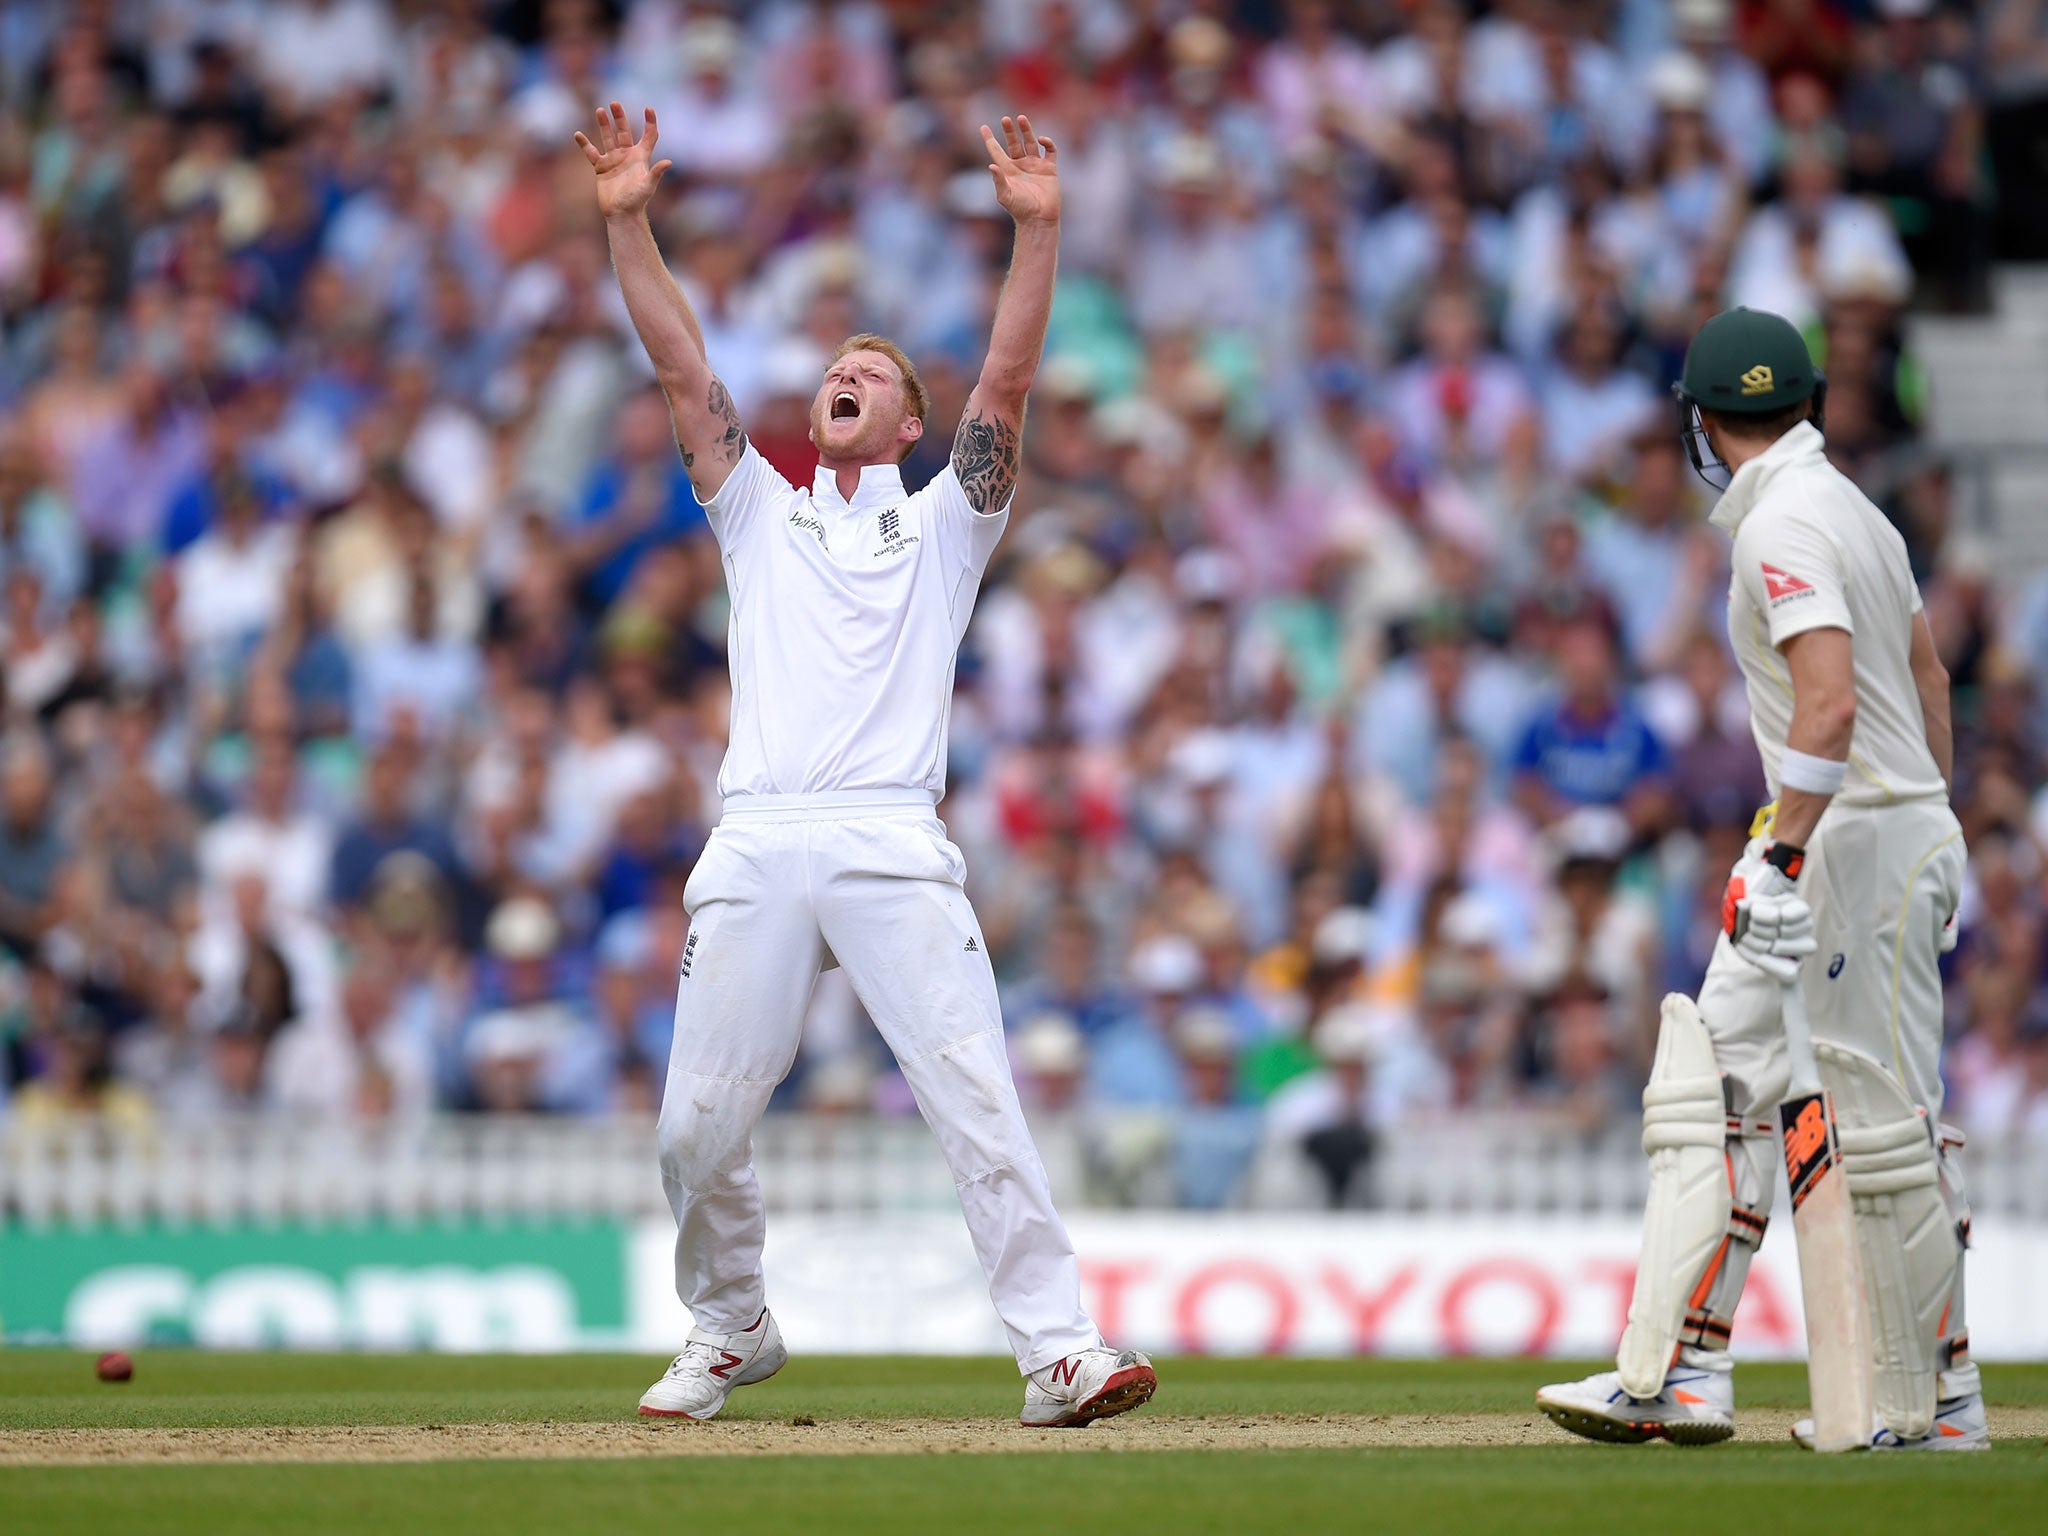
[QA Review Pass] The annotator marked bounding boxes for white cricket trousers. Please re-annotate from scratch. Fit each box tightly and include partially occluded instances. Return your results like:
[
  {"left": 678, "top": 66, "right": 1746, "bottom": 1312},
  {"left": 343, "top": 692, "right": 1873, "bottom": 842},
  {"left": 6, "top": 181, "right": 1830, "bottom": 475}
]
[
  {"left": 1700, "top": 797, "right": 1965, "bottom": 1120},
  {"left": 657, "top": 789, "right": 1101, "bottom": 1375}
]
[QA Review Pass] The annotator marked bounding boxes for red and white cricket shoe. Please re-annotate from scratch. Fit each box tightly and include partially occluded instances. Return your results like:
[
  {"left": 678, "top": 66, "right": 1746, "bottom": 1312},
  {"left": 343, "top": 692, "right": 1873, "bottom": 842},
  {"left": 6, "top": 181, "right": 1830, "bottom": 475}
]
[
  {"left": 1021, "top": 1347, "right": 1159, "bottom": 1428},
  {"left": 638, "top": 1309, "right": 788, "bottom": 1419}
]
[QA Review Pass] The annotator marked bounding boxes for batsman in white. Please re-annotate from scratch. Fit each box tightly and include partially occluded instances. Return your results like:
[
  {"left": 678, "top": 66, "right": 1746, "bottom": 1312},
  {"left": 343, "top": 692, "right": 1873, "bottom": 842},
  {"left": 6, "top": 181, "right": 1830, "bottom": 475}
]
[
  {"left": 1538, "top": 308, "right": 1983, "bottom": 1451},
  {"left": 576, "top": 102, "right": 1156, "bottom": 1428}
]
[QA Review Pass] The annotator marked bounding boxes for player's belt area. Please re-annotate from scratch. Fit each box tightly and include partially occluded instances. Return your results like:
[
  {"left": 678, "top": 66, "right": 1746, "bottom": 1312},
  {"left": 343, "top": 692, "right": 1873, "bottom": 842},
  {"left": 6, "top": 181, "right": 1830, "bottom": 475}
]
[
  {"left": 1750, "top": 792, "right": 1942, "bottom": 841},
  {"left": 719, "top": 788, "right": 937, "bottom": 822}
]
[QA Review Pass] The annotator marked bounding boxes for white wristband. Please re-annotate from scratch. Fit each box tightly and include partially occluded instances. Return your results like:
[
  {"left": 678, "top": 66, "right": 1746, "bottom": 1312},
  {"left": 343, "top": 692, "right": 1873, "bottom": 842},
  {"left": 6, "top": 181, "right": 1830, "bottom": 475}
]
[{"left": 1779, "top": 748, "right": 1847, "bottom": 796}]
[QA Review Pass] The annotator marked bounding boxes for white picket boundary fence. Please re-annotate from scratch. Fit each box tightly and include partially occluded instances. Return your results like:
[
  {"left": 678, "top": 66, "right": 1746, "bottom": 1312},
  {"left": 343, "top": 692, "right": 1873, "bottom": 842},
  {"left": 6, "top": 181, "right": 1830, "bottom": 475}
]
[{"left": 5, "top": 1113, "right": 2044, "bottom": 1226}]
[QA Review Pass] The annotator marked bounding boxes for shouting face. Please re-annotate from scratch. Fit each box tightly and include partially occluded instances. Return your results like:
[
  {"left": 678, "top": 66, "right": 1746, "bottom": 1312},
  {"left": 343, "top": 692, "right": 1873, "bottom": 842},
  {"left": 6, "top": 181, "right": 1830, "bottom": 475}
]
[{"left": 810, "top": 348, "right": 924, "bottom": 466}]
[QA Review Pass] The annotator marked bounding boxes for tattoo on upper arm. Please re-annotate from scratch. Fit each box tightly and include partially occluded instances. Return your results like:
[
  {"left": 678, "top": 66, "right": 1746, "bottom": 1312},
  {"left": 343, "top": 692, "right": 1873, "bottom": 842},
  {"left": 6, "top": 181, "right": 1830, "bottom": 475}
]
[
  {"left": 951, "top": 409, "right": 1019, "bottom": 513},
  {"left": 681, "top": 377, "right": 747, "bottom": 474},
  {"left": 708, "top": 378, "right": 745, "bottom": 459}
]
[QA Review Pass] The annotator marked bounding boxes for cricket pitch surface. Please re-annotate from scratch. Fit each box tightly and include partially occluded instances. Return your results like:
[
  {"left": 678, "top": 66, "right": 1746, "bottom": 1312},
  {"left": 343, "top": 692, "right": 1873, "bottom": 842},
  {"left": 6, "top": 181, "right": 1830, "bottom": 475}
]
[{"left": 5, "top": 1354, "right": 2044, "bottom": 1536}]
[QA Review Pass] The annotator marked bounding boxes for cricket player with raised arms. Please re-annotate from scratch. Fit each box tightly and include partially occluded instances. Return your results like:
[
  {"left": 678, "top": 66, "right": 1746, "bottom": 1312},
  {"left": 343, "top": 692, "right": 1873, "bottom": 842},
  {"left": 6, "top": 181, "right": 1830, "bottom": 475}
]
[
  {"left": 1539, "top": 308, "right": 1981, "bottom": 1450},
  {"left": 576, "top": 101, "right": 1156, "bottom": 1427}
]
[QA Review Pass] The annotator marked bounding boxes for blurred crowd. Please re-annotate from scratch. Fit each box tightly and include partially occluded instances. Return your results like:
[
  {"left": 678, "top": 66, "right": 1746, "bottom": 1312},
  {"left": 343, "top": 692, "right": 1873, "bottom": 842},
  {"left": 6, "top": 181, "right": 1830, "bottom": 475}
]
[{"left": 4, "top": 0, "right": 2048, "bottom": 1207}]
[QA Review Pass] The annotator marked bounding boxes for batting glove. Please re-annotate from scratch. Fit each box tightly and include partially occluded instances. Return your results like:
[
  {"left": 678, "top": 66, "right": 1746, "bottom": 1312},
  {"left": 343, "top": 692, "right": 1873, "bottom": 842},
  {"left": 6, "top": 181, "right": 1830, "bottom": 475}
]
[
  {"left": 1722, "top": 840, "right": 1816, "bottom": 983},
  {"left": 1939, "top": 909, "right": 1960, "bottom": 954}
]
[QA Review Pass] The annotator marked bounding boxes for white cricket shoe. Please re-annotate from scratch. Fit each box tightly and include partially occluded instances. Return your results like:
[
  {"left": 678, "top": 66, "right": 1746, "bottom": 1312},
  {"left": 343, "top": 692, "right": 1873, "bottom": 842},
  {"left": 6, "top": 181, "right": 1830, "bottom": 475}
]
[
  {"left": 1791, "top": 1391, "right": 1989, "bottom": 1452},
  {"left": 638, "top": 1309, "right": 788, "bottom": 1419},
  {"left": 1536, "top": 1365, "right": 1736, "bottom": 1446},
  {"left": 1021, "top": 1347, "right": 1159, "bottom": 1428}
]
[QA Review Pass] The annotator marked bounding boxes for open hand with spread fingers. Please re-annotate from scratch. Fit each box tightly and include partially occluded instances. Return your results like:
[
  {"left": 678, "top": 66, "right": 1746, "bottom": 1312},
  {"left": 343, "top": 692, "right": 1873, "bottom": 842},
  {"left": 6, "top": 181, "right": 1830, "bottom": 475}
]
[
  {"left": 574, "top": 101, "right": 672, "bottom": 222},
  {"left": 981, "top": 114, "right": 1060, "bottom": 227}
]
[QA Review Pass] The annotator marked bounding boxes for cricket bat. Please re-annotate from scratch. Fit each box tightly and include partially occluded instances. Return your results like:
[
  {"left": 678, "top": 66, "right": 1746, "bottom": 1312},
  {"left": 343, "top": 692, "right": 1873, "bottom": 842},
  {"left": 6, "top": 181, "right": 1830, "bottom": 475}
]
[{"left": 1778, "top": 977, "right": 1875, "bottom": 1452}]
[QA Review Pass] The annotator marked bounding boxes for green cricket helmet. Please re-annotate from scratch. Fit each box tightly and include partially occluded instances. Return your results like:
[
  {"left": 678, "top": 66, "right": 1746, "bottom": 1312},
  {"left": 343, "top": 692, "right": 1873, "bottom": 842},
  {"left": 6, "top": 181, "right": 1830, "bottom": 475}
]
[{"left": 1674, "top": 306, "right": 1826, "bottom": 489}]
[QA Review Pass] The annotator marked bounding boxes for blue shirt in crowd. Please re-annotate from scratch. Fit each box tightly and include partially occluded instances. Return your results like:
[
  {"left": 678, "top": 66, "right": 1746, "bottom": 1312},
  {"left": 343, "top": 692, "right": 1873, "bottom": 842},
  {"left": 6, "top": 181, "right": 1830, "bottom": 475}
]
[
  {"left": 1513, "top": 696, "right": 1668, "bottom": 808},
  {"left": 569, "top": 460, "right": 708, "bottom": 605}
]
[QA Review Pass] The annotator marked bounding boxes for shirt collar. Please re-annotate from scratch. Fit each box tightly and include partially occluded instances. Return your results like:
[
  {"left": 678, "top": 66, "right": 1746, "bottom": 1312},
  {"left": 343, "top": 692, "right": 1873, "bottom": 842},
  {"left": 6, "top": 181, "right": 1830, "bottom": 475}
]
[
  {"left": 1707, "top": 420, "right": 1826, "bottom": 534},
  {"left": 811, "top": 460, "right": 905, "bottom": 511}
]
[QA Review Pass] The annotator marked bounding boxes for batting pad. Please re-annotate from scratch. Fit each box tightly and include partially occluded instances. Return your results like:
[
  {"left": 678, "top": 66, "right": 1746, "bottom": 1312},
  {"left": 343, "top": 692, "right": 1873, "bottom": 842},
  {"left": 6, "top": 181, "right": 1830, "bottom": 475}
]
[
  {"left": 1816, "top": 1040, "right": 1959, "bottom": 1442},
  {"left": 1616, "top": 994, "right": 1732, "bottom": 1399}
]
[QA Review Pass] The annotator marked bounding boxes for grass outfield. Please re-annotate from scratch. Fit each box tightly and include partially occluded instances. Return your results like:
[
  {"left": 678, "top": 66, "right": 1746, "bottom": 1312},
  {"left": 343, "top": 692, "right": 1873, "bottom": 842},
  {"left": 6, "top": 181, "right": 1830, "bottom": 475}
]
[{"left": 2, "top": 1354, "right": 2043, "bottom": 1535}]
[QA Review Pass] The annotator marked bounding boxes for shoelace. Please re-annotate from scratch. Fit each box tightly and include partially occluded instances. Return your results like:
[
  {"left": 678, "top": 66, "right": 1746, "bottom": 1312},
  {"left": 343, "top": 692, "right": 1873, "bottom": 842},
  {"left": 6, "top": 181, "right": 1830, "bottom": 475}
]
[{"left": 663, "top": 1340, "right": 721, "bottom": 1379}]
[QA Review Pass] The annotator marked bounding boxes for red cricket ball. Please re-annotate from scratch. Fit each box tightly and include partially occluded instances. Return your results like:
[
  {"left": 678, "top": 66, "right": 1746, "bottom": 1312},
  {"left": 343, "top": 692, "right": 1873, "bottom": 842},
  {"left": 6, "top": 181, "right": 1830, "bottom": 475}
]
[{"left": 95, "top": 1351, "right": 134, "bottom": 1383}]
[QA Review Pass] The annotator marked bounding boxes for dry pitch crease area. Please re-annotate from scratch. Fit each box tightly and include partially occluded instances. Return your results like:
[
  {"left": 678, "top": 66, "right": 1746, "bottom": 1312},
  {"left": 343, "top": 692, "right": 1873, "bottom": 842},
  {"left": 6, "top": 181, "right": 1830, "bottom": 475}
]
[{"left": 2, "top": 1353, "right": 2044, "bottom": 1535}]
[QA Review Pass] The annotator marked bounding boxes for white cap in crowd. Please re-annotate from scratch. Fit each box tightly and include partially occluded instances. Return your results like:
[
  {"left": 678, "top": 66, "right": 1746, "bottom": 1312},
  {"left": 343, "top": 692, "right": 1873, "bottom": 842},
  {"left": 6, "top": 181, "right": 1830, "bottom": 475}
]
[
  {"left": 1130, "top": 934, "right": 1204, "bottom": 996},
  {"left": 486, "top": 897, "right": 560, "bottom": 963},
  {"left": 1311, "top": 907, "right": 1377, "bottom": 968},
  {"left": 1017, "top": 1012, "right": 1086, "bottom": 1077}
]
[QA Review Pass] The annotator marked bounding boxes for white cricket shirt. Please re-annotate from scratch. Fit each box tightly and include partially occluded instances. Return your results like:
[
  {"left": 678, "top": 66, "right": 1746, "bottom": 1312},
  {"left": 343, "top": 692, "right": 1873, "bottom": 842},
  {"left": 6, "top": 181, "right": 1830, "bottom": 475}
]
[
  {"left": 703, "top": 445, "right": 1009, "bottom": 801},
  {"left": 1708, "top": 421, "right": 1945, "bottom": 807}
]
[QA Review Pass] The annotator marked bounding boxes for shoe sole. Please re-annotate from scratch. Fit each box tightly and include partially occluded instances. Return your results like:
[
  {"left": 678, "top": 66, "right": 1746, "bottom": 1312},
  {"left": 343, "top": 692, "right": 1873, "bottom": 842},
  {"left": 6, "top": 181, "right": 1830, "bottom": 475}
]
[
  {"left": 638, "top": 1352, "right": 788, "bottom": 1420},
  {"left": 1027, "top": 1364, "right": 1159, "bottom": 1429},
  {"left": 1893, "top": 1441, "right": 1991, "bottom": 1453},
  {"left": 1790, "top": 1429, "right": 1990, "bottom": 1453},
  {"left": 1537, "top": 1399, "right": 1734, "bottom": 1447}
]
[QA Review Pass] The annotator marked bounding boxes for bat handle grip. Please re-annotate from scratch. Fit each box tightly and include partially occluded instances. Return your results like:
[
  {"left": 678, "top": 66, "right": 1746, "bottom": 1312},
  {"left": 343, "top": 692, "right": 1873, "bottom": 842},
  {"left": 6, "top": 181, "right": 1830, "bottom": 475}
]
[{"left": 1780, "top": 973, "right": 1823, "bottom": 1097}]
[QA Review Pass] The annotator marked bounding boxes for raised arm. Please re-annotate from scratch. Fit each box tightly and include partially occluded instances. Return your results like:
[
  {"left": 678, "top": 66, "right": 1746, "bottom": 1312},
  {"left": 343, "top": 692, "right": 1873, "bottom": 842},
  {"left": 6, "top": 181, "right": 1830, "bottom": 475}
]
[
  {"left": 575, "top": 103, "right": 746, "bottom": 501},
  {"left": 952, "top": 114, "right": 1061, "bottom": 514}
]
